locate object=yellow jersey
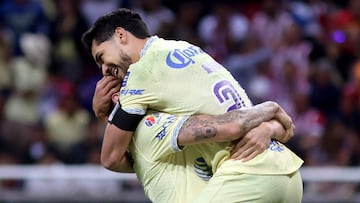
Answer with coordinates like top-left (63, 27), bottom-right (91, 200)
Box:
top-left (121, 36), bottom-right (303, 202)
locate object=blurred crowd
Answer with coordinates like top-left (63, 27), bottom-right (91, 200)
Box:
top-left (1, 0), bottom-right (360, 198)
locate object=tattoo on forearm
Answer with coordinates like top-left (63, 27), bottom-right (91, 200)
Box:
top-left (179, 102), bottom-right (277, 142)
top-left (236, 103), bottom-right (278, 133)
top-left (181, 116), bottom-right (217, 141)
top-left (193, 126), bottom-right (217, 141)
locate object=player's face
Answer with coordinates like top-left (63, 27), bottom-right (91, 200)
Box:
top-left (91, 38), bottom-right (132, 80)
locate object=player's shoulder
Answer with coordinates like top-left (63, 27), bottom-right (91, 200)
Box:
top-left (139, 37), bottom-right (205, 72)
top-left (150, 38), bottom-right (193, 53)
top-left (139, 38), bottom-right (193, 66)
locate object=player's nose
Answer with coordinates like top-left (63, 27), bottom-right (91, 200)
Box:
top-left (101, 64), bottom-right (111, 76)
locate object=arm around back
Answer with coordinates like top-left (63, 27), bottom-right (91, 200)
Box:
top-left (177, 101), bottom-right (286, 146)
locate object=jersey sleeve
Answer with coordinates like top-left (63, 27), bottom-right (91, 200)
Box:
top-left (112, 61), bottom-right (161, 131)
top-left (133, 113), bottom-right (190, 161)
top-left (119, 65), bottom-right (160, 115)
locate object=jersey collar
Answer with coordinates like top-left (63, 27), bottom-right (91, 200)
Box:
top-left (140, 35), bottom-right (159, 58)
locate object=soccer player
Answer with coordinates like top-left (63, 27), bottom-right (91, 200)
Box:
top-left (107, 91), bottom-right (294, 202)
top-left (82, 8), bottom-right (303, 202)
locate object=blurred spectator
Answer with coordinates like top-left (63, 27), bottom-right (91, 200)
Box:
top-left (0, 0), bottom-right (50, 56)
top-left (224, 35), bottom-right (271, 92)
top-left (309, 58), bottom-right (341, 118)
top-left (21, 122), bottom-right (62, 164)
top-left (44, 82), bottom-right (91, 161)
top-left (167, 1), bottom-right (203, 46)
top-left (48, 0), bottom-right (89, 83)
top-left (250, 0), bottom-right (294, 51)
top-left (80, 0), bottom-right (125, 26)
top-left (4, 33), bottom-right (50, 125)
top-left (4, 91), bottom-right (40, 126)
top-left (133, 0), bottom-right (175, 37)
top-left (12, 33), bottom-right (50, 92)
top-left (67, 118), bottom-right (104, 164)
top-left (336, 84), bottom-right (360, 132)
top-left (247, 61), bottom-right (273, 104)
top-left (287, 83), bottom-right (325, 164)
top-left (0, 29), bottom-right (12, 94)
top-left (298, 0), bottom-right (338, 38)
top-left (1, 91), bottom-right (32, 164)
top-left (289, 0), bottom-right (324, 39)
top-left (270, 21), bottom-right (312, 78)
top-left (198, 1), bottom-right (249, 61)
top-left (328, 0), bottom-right (360, 82)
top-left (335, 61), bottom-right (360, 136)
top-left (269, 22), bottom-right (312, 104)
top-left (38, 63), bottom-right (75, 121)
top-left (270, 59), bottom-right (310, 114)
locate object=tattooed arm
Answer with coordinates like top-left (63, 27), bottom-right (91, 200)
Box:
top-left (177, 101), bottom-right (293, 146)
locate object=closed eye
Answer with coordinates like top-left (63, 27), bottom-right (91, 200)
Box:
top-left (95, 53), bottom-right (103, 67)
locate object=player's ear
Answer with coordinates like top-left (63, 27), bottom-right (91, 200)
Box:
top-left (111, 92), bottom-right (119, 104)
top-left (115, 27), bottom-right (127, 44)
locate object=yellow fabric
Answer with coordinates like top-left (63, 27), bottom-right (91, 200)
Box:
top-left (130, 112), bottom-right (209, 203)
top-left (192, 171), bottom-right (303, 203)
top-left (123, 37), bottom-right (303, 202)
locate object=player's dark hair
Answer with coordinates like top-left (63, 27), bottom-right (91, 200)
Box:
top-left (81, 8), bottom-right (150, 53)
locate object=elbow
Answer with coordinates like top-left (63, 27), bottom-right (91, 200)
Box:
top-left (226, 122), bottom-right (244, 141)
top-left (101, 154), bottom-right (117, 171)
top-left (101, 151), bottom-right (131, 173)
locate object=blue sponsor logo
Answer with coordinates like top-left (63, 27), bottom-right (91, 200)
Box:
top-left (269, 140), bottom-right (284, 152)
top-left (156, 129), bottom-right (166, 140)
top-left (155, 115), bottom-right (177, 140)
top-left (194, 157), bottom-right (212, 181)
top-left (166, 45), bottom-right (204, 69)
top-left (120, 89), bottom-right (144, 95)
top-left (121, 72), bottom-right (130, 87)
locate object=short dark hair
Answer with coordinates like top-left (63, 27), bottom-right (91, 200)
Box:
top-left (81, 8), bottom-right (150, 53)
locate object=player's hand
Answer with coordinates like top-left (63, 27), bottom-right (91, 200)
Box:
top-left (278, 123), bottom-right (295, 143)
top-left (274, 105), bottom-right (293, 132)
top-left (93, 76), bottom-right (121, 122)
top-left (230, 122), bottom-right (271, 162)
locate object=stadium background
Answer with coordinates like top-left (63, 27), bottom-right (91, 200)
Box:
top-left (0, 0), bottom-right (360, 202)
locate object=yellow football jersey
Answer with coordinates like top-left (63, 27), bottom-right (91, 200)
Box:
top-left (122, 36), bottom-right (303, 202)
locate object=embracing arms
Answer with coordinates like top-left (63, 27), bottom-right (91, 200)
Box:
top-left (178, 101), bottom-right (292, 145)
top-left (178, 101), bottom-right (294, 161)
top-left (93, 76), bottom-right (294, 172)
